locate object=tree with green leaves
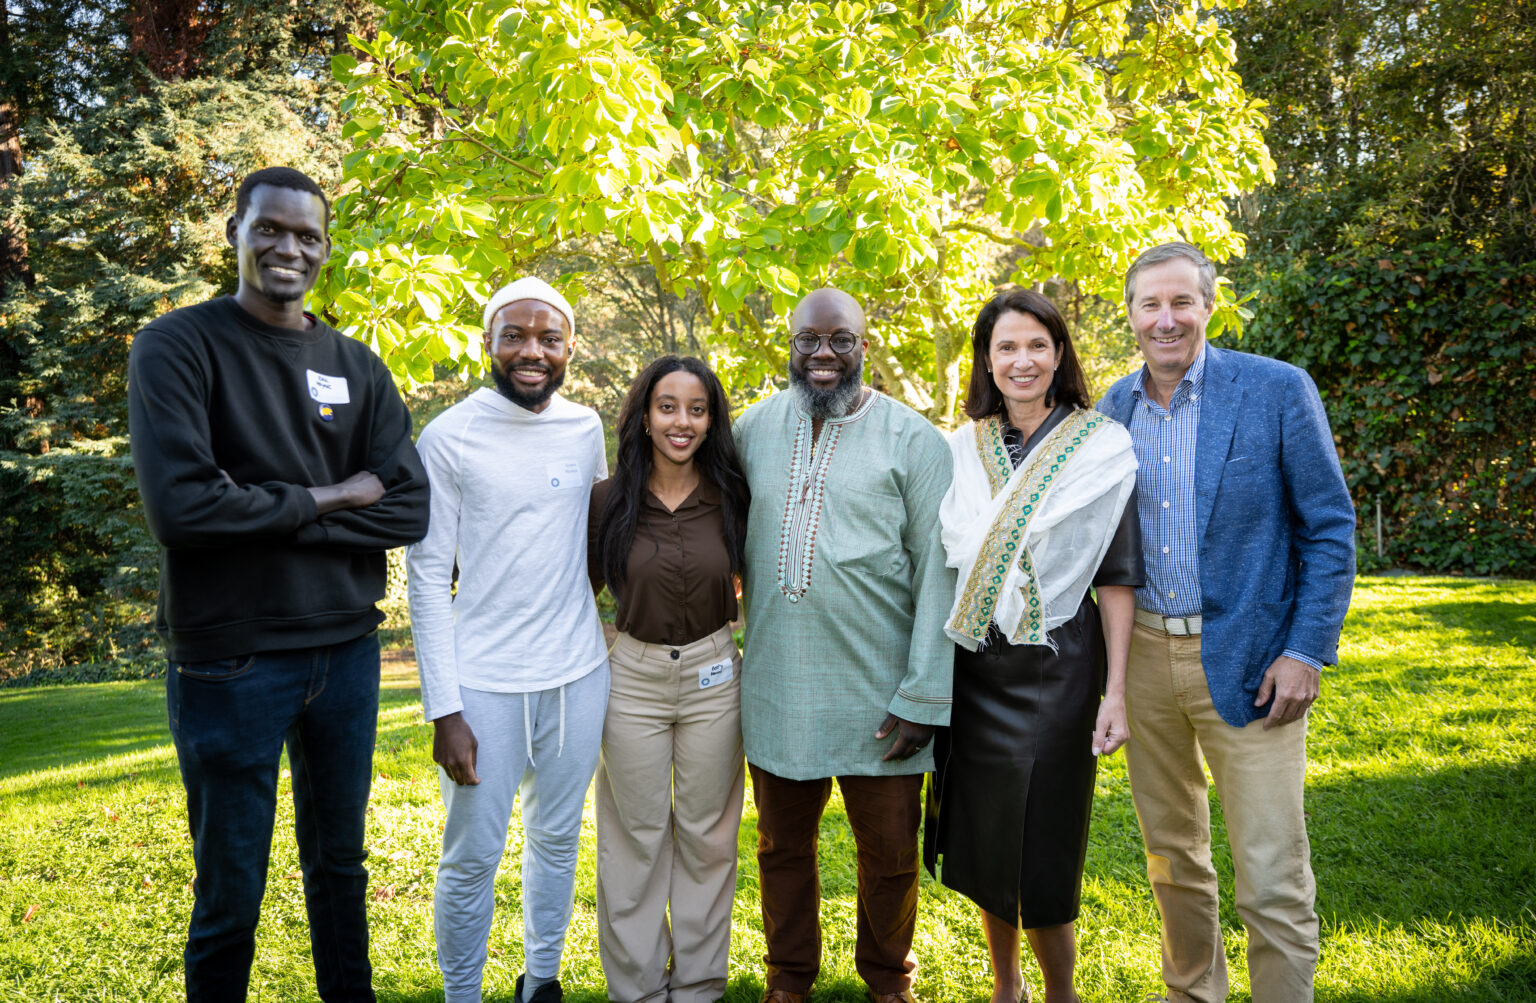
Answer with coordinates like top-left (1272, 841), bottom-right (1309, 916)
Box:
top-left (1220, 0), bottom-right (1536, 574)
top-left (0, 0), bottom-right (378, 682)
top-left (323, 0), bottom-right (1274, 423)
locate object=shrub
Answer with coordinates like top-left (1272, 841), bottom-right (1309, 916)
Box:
top-left (0, 442), bottom-right (162, 686)
top-left (1237, 243), bottom-right (1536, 575)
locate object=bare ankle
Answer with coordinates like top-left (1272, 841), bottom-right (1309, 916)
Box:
top-left (990, 975), bottom-right (1027, 1003)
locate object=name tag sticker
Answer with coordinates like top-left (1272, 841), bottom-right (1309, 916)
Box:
top-left (306, 370), bottom-right (351, 404)
top-left (545, 461), bottom-right (582, 490)
top-left (698, 657), bottom-right (734, 690)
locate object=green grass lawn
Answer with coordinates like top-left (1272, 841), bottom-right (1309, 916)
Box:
top-left (2, 578), bottom-right (1533, 1002)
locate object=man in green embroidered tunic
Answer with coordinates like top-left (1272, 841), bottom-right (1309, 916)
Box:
top-left (734, 288), bottom-right (956, 1003)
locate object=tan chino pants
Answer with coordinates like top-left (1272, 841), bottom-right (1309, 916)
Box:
top-left (1124, 621), bottom-right (1319, 1003)
top-left (595, 626), bottom-right (745, 1003)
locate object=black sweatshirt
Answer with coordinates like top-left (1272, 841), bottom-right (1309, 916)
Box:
top-left (128, 296), bottom-right (430, 661)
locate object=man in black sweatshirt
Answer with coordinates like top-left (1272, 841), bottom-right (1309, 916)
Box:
top-left (128, 166), bottom-right (430, 1003)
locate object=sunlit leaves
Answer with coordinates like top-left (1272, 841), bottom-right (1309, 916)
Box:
top-left (320, 0), bottom-right (1272, 419)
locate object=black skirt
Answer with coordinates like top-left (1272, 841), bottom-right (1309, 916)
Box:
top-left (923, 595), bottom-right (1106, 928)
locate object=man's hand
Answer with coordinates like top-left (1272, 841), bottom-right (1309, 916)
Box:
top-left (433, 712), bottom-right (481, 785)
top-left (876, 714), bottom-right (935, 763)
top-left (1091, 692), bottom-right (1129, 757)
top-left (1256, 654), bottom-right (1321, 729)
top-left (308, 470), bottom-right (385, 515)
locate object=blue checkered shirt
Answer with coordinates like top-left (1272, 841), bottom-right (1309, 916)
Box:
top-left (1127, 347), bottom-right (1322, 671)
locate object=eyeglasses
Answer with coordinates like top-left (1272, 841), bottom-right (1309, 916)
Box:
top-left (792, 332), bottom-right (860, 355)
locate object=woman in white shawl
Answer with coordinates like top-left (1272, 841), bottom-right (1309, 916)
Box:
top-left (923, 289), bottom-right (1141, 1003)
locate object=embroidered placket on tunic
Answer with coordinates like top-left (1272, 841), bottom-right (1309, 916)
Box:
top-left (776, 415), bottom-right (841, 603)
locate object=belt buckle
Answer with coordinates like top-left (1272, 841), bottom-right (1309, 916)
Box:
top-left (1164, 616), bottom-right (1190, 636)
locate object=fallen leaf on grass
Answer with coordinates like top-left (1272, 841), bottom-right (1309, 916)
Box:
top-left (22, 904), bottom-right (40, 923)
top-left (286, 871), bottom-right (302, 880)
top-left (387, 850), bottom-right (410, 862)
top-left (371, 885), bottom-right (396, 902)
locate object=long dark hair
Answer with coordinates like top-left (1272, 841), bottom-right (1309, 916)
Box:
top-left (597, 355), bottom-right (750, 589)
top-left (963, 288), bottom-right (1092, 421)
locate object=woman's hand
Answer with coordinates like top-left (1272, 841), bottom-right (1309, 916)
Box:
top-left (1091, 692), bottom-right (1128, 757)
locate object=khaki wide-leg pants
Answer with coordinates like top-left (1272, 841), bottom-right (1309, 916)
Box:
top-left (596, 626), bottom-right (745, 1003)
top-left (1124, 621), bottom-right (1319, 1003)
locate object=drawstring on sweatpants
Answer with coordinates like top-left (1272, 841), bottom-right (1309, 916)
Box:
top-left (521, 685), bottom-right (568, 767)
top-left (523, 692), bottom-right (534, 766)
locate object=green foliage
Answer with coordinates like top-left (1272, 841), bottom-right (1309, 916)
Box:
top-left (2, 579), bottom-right (1535, 999)
top-left (1237, 244), bottom-right (1536, 575)
top-left (0, 442), bottom-right (161, 686)
top-left (1220, 0), bottom-right (1536, 575)
top-left (1222, 0), bottom-right (1534, 266)
top-left (0, 74), bottom-right (343, 449)
top-left (322, 0), bottom-right (1274, 422)
top-left (0, 0), bottom-right (378, 674)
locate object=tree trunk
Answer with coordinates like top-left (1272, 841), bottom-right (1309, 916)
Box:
top-left (0, 0), bottom-right (33, 298)
top-left (0, 99), bottom-right (29, 297)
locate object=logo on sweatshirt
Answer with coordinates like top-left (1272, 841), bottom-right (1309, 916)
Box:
top-left (317, 403), bottom-right (335, 422)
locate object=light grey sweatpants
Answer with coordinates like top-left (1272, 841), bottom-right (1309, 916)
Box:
top-left (434, 663), bottom-right (610, 1003)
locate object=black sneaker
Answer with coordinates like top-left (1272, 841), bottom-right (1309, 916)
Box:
top-left (515, 973), bottom-right (564, 1003)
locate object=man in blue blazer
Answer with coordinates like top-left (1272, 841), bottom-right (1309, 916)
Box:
top-left (1098, 242), bottom-right (1355, 1003)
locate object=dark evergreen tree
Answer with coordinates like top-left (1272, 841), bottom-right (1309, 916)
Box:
top-left (0, 0), bottom-right (375, 682)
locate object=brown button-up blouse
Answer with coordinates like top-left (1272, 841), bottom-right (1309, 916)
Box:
top-left (587, 477), bottom-right (739, 646)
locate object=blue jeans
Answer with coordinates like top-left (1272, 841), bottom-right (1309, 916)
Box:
top-left (166, 631), bottom-right (380, 1003)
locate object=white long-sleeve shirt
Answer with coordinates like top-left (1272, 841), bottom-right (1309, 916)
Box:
top-left (407, 388), bottom-right (609, 721)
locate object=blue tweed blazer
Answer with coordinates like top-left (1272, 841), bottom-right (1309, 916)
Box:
top-left (1099, 344), bottom-right (1357, 726)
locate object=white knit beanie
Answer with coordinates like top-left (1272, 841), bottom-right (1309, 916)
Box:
top-left (481, 276), bottom-right (575, 335)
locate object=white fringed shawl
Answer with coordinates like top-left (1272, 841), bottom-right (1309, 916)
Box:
top-left (941, 409), bottom-right (1137, 652)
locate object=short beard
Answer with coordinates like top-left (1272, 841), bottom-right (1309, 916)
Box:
top-left (492, 365), bottom-right (564, 411)
top-left (788, 357), bottom-right (863, 421)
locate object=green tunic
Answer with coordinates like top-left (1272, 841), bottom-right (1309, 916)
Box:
top-left (735, 389), bottom-right (956, 779)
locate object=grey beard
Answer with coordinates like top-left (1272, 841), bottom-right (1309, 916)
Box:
top-left (788, 359), bottom-right (863, 421)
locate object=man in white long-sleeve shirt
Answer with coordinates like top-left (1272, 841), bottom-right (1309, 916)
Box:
top-left (407, 277), bottom-right (609, 1003)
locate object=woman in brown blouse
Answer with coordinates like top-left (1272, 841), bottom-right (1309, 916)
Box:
top-left (588, 355), bottom-right (750, 1003)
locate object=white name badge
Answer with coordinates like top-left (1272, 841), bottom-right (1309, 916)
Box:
top-left (306, 370), bottom-right (351, 404)
top-left (545, 461), bottom-right (583, 490)
top-left (698, 657), bottom-right (734, 690)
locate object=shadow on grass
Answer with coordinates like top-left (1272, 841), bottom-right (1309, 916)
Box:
top-left (1344, 596), bottom-right (1536, 652)
top-left (374, 973), bottom-right (840, 1003)
top-left (0, 680), bottom-right (168, 780)
top-left (0, 678), bottom-right (425, 795)
top-left (1321, 956), bottom-right (1536, 1003)
top-left (1309, 757), bottom-right (1536, 929)
top-left (1412, 600), bottom-right (1536, 646)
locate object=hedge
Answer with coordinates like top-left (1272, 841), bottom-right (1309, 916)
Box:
top-left (1237, 242), bottom-right (1536, 575)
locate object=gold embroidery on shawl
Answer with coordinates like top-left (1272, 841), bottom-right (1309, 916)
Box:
top-left (946, 410), bottom-right (1108, 645)
top-left (974, 416), bottom-right (1012, 498)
